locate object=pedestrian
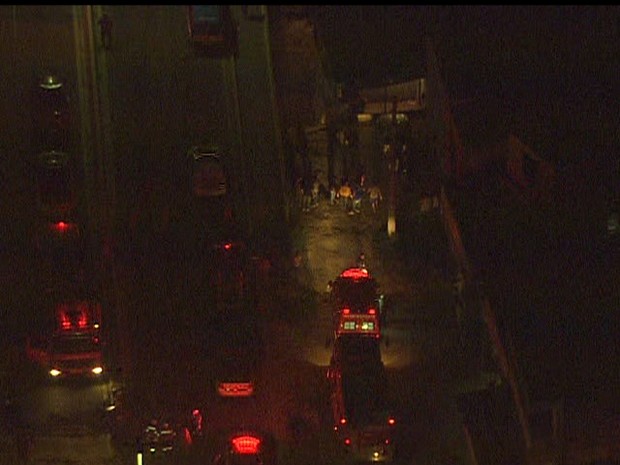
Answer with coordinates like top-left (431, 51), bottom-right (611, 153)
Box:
top-left (352, 184), bottom-right (364, 214)
top-left (302, 175), bottom-right (313, 213)
top-left (338, 181), bottom-right (352, 212)
top-left (98, 13), bottom-right (113, 50)
top-left (453, 270), bottom-right (466, 325)
top-left (294, 177), bottom-right (303, 210)
top-left (368, 184), bottom-right (383, 213)
top-left (311, 175), bottom-right (320, 208)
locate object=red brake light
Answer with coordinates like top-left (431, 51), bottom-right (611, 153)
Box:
top-left (368, 308), bottom-right (376, 315)
top-left (342, 308), bottom-right (351, 315)
top-left (339, 417), bottom-right (347, 425)
top-left (231, 435), bottom-right (261, 454)
top-left (344, 437), bottom-right (351, 446)
top-left (224, 242), bottom-right (232, 251)
top-left (388, 417), bottom-right (395, 425)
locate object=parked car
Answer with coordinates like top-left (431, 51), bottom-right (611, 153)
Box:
top-left (327, 336), bottom-right (396, 462)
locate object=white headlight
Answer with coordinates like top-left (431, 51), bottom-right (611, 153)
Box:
top-left (50, 368), bottom-right (62, 377)
top-left (92, 366), bottom-right (103, 375)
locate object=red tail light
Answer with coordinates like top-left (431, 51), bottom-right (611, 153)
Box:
top-left (231, 435), bottom-right (261, 454)
top-left (344, 437), bottom-right (351, 446)
top-left (385, 438), bottom-right (391, 445)
top-left (388, 417), bottom-right (395, 425)
top-left (342, 308), bottom-right (350, 315)
top-left (339, 417), bottom-right (347, 425)
top-left (368, 308), bottom-right (376, 315)
top-left (224, 242), bottom-right (232, 251)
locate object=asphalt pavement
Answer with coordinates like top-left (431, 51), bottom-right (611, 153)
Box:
top-left (289, 193), bottom-right (477, 465)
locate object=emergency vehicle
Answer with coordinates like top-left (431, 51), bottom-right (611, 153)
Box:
top-left (26, 289), bottom-right (105, 379)
top-left (328, 267), bottom-right (384, 339)
top-left (327, 336), bottom-right (396, 462)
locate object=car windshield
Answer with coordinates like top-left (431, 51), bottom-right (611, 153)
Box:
top-left (51, 335), bottom-right (100, 354)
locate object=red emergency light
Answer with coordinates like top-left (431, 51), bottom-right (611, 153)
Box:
top-left (54, 221), bottom-right (70, 232)
top-left (58, 303), bottom-right (91, 331)
top-left (340, 267), bottom-right (370, 279)
top-left (231, 435), bottom-right (261, 454)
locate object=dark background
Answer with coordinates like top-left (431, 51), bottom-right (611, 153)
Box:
top-left (312, 5), bottom-right (619, 176)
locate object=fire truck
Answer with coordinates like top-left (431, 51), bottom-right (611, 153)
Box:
top-left (26, 286), bottom-right (105, 379)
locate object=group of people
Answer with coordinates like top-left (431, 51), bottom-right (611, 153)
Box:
top-left (332, 177), bottom-right (383, 215)
top-left (295, 172), bottom-right (325, 213)
top-left (295, 171), bottom-right (384, 215)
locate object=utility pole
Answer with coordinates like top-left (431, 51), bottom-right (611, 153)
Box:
top-left (387, 95), bottom-right (398, 238)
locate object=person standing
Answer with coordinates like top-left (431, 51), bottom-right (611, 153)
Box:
top-left (302, 174), bottom-right (313, 213)
top-left (368, 184), bottom-right (383, 213)
top-left (338, 181), bottom-right (352, 213)
top-left (352, 183), bottom-right (364, 214)
top-left (329, 184), bottom-right (337, 206)
top-left (311, 174), bottom-right (320, 208)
